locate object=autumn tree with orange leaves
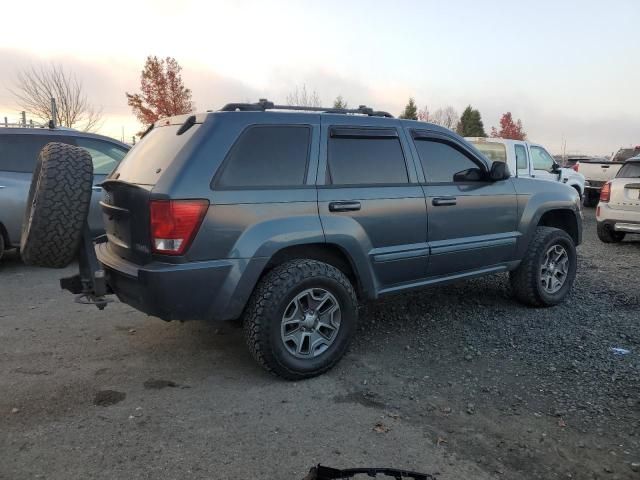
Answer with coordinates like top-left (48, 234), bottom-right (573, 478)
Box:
top-left (126, 56), bottom-right (193, 128)
top-left (491, 112), bottom-right (526, 140)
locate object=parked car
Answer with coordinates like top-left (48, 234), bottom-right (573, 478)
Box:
top-left (466, 137), bottom-right (585, 198)
top-left (596, 156), bottom-right (640, 242)
top-left (576, 147), bottom-right (640, 207)
top-left (20, 100), bottom-right (582, 379)
top-left (0, 126), bottom-right (129, 260)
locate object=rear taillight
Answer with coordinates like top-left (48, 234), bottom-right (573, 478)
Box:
top-left (150, 199), bottom-right (208, 255)
top-left (572, 162), bottom-right (579, 172)
top-left (600, 182), bottom-right (611, 203)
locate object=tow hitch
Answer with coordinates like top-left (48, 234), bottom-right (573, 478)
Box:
top-left (60, 225), bottom-right (112, 310)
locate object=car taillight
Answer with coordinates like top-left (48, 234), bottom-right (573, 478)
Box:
top-left (600, 182), bottom-right (611, 203)
top-left (150, 199), bottom-right (208, 255)
top-left (572, 162), bottom-right (579, 172)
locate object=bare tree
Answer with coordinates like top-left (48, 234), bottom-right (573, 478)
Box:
top-left (430, 106), bottom-right (459, 130)
top-left (286, 84), bottom-right (321, 107)
top-left (11, 64), bottom-right (102, 131)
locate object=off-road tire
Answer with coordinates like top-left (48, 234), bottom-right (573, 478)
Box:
top-left (510, 226), bottom-right (577, 307)
top-left (244, 259), bottom-right (358, 380)
top-left (597, 222), bottom-right (625, 243)
top-left (583, 191), bottom-right (599, 207)
top-left (21, 143), bottom-right (93, 268)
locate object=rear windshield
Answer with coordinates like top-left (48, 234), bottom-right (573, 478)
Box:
top-left (617, 162), bottom-right (640, 178)
top-left (111, 124), bottom-right (200, 185)
top-left (469, 141), bottom-right (507, 163)
top-left (0, 134), bottom-right (74, 172)
top-left (612, 148), bottom-right (640, 163)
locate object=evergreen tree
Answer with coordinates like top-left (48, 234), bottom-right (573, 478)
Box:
top-left (456, 105), bottom-right (486, 137)
top-left (399, 97), bottom-right (418, 120)
top-left (333, 95), bottom-right (348, 109)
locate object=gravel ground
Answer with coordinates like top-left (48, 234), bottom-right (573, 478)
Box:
top-left (1, 207), bottom-right (638, 479)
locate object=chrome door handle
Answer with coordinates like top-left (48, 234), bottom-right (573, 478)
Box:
top-left (432, 197), bottom-right (457, 206)
top-left (0, 185), bottom-right (6, 189)
top-left (92, 186), bottom-right (102, 192)
top-left (329, 201), bottom-right (361, 212)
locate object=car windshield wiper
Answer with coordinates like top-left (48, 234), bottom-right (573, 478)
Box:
top-left (303, 465), bottom-right (434, 480)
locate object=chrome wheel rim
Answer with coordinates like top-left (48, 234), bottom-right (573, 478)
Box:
top-left (280, 288), bottom-right (341, 359)
top-left (540, 244), bottom-right (569, 294)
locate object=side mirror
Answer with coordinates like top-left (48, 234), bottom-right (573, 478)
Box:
top-left (551, 162), bottom-right (562, 174)
top-left (489, 161), bottom-right (511, 181)
top-left (453, 167), bottom-right (484, 182)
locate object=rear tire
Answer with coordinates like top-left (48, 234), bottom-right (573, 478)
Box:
top-left (243, 259), bottom-right (358, 380)
top-left (583, 190), bottom-right (599, 207)
top-left (0, 232), bottom-right (4, 262)
top-left (510, 226), bottom-right (577, 307)
top-left (597, 222), bottom-right (625, 243)
top-left (20, 142), bottom-right (93, 268)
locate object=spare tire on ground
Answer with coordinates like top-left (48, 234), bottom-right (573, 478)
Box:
top-left (21, 142), bottom-right (93, 268)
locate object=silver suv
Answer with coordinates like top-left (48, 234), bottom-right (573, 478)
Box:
top-left (0, 127), bottom-right (129, 260)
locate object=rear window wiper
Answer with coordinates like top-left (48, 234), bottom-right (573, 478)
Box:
top-left (304, 465), bottom-right (434, 480)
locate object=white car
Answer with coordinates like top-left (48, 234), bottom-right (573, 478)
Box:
top-left (466, 137), bottom-right (585, 198)
top-left (596, 156), bottom-right (640, 242)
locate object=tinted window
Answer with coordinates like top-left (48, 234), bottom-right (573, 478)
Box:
top-left (515, 144), bottom-right (528, 170)
top-left (530, 146), bottom-right (555, 171)
top-left (328, 134), bottom-right (407, 185)
top-left (217, 126), bottom-right (310, 187)
top-left (0, 134), bottom-right (73, 173)
top-left (113, 124), bottom-right (201, 185)
top-left (414, 139), bottom-right (480, 183)
top-left (617, 162), bottom-right (640, 178)
top-left (76, 138), bottom-right (127, 175)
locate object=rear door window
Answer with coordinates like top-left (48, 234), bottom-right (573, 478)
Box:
top-left (0, 134), bottom-right (74, 173)
top-left (76, 138), bottom-right (128, 175)
top-left (216, 125), bottom-right (311, 188)
top-left (515, 144), bottom-right (528, 170)
top-left (327, 129), bottom-right (408, 185)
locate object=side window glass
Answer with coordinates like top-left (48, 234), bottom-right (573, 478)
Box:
top-left (530, 146), bottom-right (554, 171)
top-left (217, 126), bottom-right (310, 187)
top-left (75, 138), bottom-right (128, 175)
top-left (515, 144), bottom-right (528, 170)
top-left (414, 139), bottom-right (481, 183)
top-left (327, 132), bottom-right (408, 185)
top-left (0, 135), bottom-right (74, 173)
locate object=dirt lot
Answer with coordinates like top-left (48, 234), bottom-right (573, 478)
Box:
top-left (1, 207), bottom-right (638, 480)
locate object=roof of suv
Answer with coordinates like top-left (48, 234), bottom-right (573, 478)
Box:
top-left (0, 126), bottom-right (129, 148)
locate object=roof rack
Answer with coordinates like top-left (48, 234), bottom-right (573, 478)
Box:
top-left (220, 98), bottom-right (394, 118)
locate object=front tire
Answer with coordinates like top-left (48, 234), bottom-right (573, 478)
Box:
top-left (243, 259), bottom-right (358, 380)
top-left (597, 222), bottom-right (625, 243)
top-left (510, 226), bottom-right (577, 307)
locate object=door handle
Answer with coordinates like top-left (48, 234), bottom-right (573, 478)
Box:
top-left (329, 201), bottom-right (361, 212)
top-left (92, 186), bottom-right (102, 192)
top-left (0, 185), bottom-right (6, 189)
top-left (432, 197), bottom-right (457, 206)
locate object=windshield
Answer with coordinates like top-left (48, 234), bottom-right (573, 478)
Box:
top-left (469, 141), bottom-right (507, 163)
top-left (617, 162), bottom-right (640, 178)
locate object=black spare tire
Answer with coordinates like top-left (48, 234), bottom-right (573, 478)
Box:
top-left (21, 142), bottom-right (93, 268)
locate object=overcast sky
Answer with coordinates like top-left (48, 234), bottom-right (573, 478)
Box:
top-left (1, 0), bottom-right (638, 155)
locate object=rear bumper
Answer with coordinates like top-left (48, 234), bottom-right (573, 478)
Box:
top-left (96, 243), bottom-right (267, 322)
top-left (596, 203), bottom-right (640, 232)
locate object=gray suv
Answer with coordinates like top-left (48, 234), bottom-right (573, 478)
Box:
top-left (0, 127), bottom-right (129, 260)
top-left (21, 101), bottom-right (582, 379)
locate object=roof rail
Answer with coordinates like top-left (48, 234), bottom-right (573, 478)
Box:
top-left (220, 98), bottom-right (394, 118)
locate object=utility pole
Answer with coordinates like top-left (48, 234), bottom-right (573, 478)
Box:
top-left (21, 111), bottom-right (26, 126)
top-left (50, 97), bottom-right (57, 127)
